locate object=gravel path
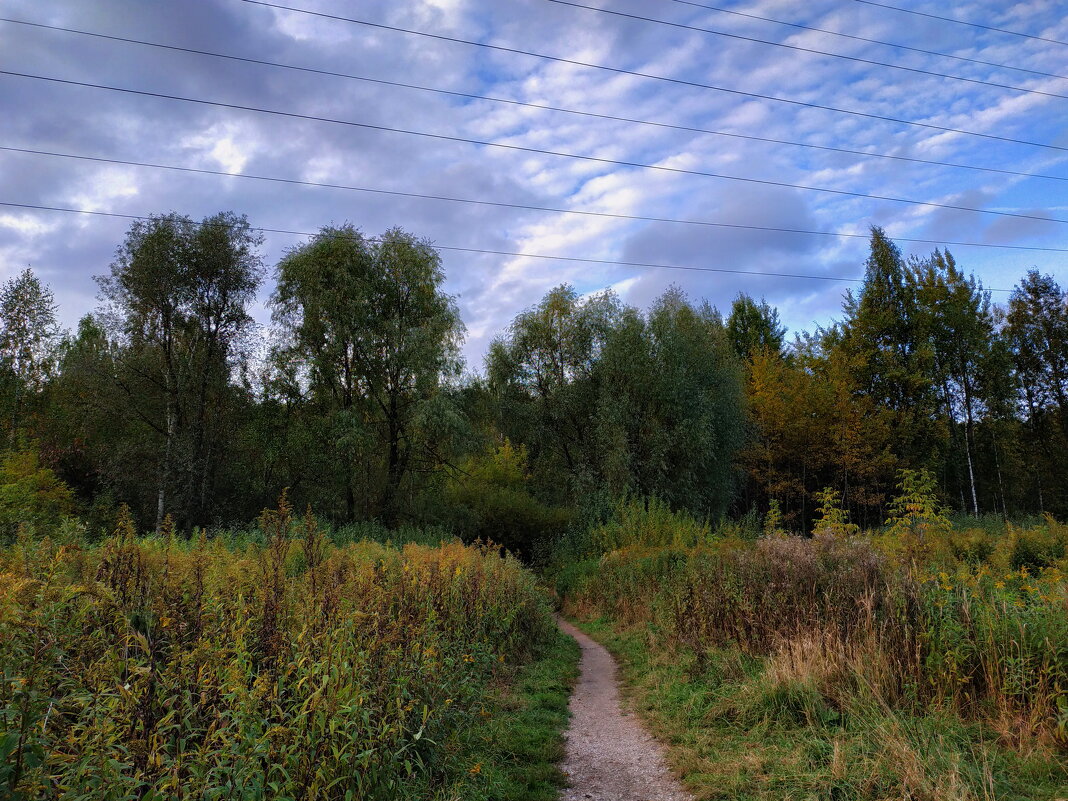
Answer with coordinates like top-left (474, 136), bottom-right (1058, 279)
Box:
top-left (557, 619), bottom-right (693, 801)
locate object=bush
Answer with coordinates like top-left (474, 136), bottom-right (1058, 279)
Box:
top-left (0, 450), bottom-right (75, 542)
top-left (591, 497), bottom-right (711, 551)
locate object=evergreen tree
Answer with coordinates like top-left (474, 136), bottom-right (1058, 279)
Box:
top-left (726, 294), bottom-right (785, 361)
top-left (838, 227), bottom-right (940, 467)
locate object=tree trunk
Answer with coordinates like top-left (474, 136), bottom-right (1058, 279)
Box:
top-left (383, 393), bottom-right (402, 527)
top-left (157, 395), bottom-right (176, 533)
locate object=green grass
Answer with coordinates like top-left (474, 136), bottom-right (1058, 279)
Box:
top-left (474, 628), bottom-right (582, 800)
top-left (572, 618), bottom-right (1068, 801)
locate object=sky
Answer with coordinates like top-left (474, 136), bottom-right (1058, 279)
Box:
top-left (1, 0), bottom-right (1066, 369)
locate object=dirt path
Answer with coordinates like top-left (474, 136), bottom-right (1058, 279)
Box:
top-left (557, 619), bottom-right (693, 801)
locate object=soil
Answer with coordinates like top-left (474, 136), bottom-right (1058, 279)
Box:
top-left (557, 618), bottom-right (693, 801)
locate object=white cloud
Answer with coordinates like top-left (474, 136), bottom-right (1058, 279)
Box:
top-left (0, 0), bottom-right (1064, 371)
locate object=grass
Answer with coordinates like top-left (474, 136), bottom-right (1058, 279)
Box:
top-left (474, 628), bottom-right (581, 800)
top-left (0, 498), bottom-right (569, 800)
top-left (573, 618), bottom-right (1068, 801)
top-left (556, 500), bottom-right (1068, 800)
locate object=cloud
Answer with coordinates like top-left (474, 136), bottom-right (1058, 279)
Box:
top-left (0, 0), bottom-right (1065, 371)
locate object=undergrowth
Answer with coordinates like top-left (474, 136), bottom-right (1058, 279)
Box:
top-left (559, 498), bottom-right (1068, 800)
top-left (0, 498), bottom-right (562, 800)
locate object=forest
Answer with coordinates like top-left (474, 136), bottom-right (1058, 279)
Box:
top-left (0, 211), bottom-right (1065, 544)
top-left (2, 212), bottom-right (1068, 800)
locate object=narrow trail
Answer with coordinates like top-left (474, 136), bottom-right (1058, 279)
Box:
top-left (557, 619), bottom-right (693, 801)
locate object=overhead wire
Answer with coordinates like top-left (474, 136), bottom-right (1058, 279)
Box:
top-left (3, 144), bottom-right (1066, 254)
top-left (544, 0), bottom-right (1068, 101)
top-left (5, 70), bottom-right (1064, 228)
top-left (0, 200), bottom-right (1024, 292)
top-left (8, 16), bottom-right (1068, 184)
top-left (850, 0), bottom-right (1068, 48)
top-left (238, 0), bottom-right (1068, 153)
top-left (5, 16), bottom-right (1065, 184)
top-left (661, 0), bottom-right (1068, 81)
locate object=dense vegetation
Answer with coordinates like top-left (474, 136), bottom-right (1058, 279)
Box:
top-left (0, 497), bottom-right (575, 800)
top-left (558, 494), bottom-right (1068, 799)
top-left (7, 213), bottom-right (1068, 541)
top-left (2, 212), bottom-right (1067, 796)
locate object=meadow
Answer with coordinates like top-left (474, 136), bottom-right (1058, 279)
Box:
top-left (557, 497), bottom-right (1068, 800)
top-left (0, 496), bottom-right (576, 801)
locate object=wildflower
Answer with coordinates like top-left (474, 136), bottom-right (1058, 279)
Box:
top-left (469, 763), bottom-right (482, 775)
top-left (994, 580), bottom-right (1005, 589)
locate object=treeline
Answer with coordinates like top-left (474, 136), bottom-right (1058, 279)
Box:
top-left (1, 213), bottom-right (1065, 543)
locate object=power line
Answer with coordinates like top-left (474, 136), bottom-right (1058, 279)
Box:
top-left (851, 0), bottom-right (1068, 48)
top-left (8, 68), bottom-right (1068, 227)
top-left (4, 17), bottom-right (1063, 184)
top-left (663, 0), bottom-right (1068, 82)
top-left (7, 69), bottom-right (1062, 228)
top-left (240, 0), bottom-right (1068, 153)
top-left (7, 16), bottom-right (1064, 185)
top-left (545, 0), bottom-right (1068, 101)
top-left (5, 143), bottom-right (1066, 254)
top-left (0, 200), bottom-right (1024, 292)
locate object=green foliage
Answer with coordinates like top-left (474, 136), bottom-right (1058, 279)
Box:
top-left (763, 499), bottom-right (785, 537)
top-left (725, 293), bottom-right (785, 361)
top-left (489, 285), bottom-right (745, 521)
top-left (271, 224), bottom-right (465, 524)
top-left (0, 268), bottom-right (59, 444)
top-left (443, 440), bottom-right (572, 557)
top-left (93, 212), bottom-right (264, 529)
top-left (812, 486), bottom-right (859, 537)
top-left (0, 450), bottom-right (75, 541)
top-left (886, 468), bottom-right (952, 543)
top-left (591, 496), bottom-right (712, 552)
top-left (0, 528), bottom-right (557, 799)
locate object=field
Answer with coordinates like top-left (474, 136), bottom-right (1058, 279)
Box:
top-left (0, 499), bottom-right (576, 801)
top-left (557, 501), bottom-right (1068, 800)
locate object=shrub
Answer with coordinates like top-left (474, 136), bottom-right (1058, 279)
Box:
top-left (591, 497), bottom-right (711, 552)
top-left (0, 450), bottom-right (75, 542)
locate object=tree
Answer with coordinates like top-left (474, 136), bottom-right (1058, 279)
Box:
top-left (0, 268), bottom-right (59, 444)
top-left (272, 225), bottom-right (465, 524)
top-left (913, 250), bottom-right (1001, 515)
top-left (96, 212), bottom-right (263, 528)
top-left (742, 339), bottom-right (896, 528)
top-left (726, 294), bottom-right (785, 361)
top-left (1004, 271), bottom-right (1068, 513)
top-left (837, 227), bottom-right (941, 467)
top-left (489, 285), bottom-right (745, 519)
top-left (487, 285), bottom-right (621, 495)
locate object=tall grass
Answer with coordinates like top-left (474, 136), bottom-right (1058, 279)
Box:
top-left (0, 503), bottom-right (555, 800)
top-left (560, 507), bottom-right (1068, 797)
